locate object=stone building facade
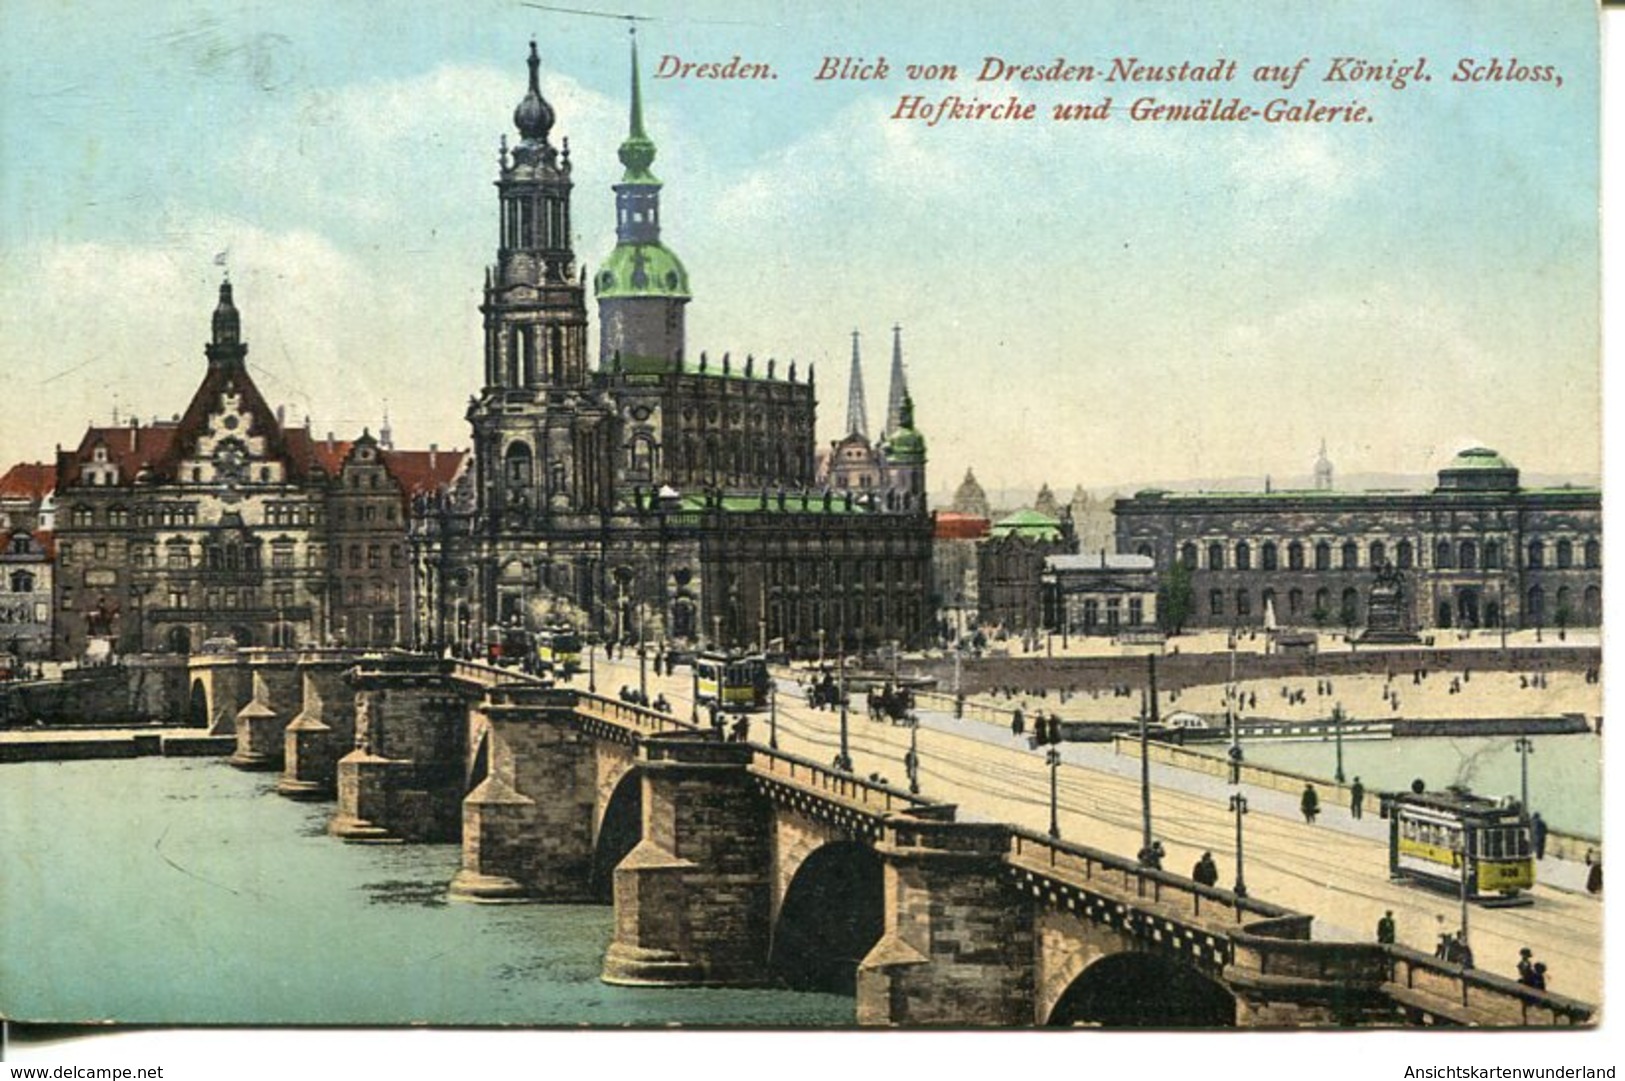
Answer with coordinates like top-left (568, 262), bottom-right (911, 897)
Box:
top-left (0, 463), bottom-right (56, 660)
top-left (49, 285), bottom-right (462, 659)
top-left (1112, 448), bottom-right (1600, 633)
top-left (411, 42), bottom-right (933, 657)
top-left (1041, 552), bottom-right (1158, 636)
top-left (976, 510), bottom-right (1076, 633)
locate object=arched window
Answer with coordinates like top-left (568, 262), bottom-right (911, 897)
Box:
top-left (1369, 541), bottom-right (1386, 569)
top-left (1288, 542), bottom-right (1304, 570)
top-left (1396, 540), bottom-right (1414, 569)
top-left (1557, 539), bottom-right (1574, 569)
top-left (1340, 587), bottom-right (1359, 626)
top-left (1261, 588), bottom-right (1276, 619)
top-left (1556, 586), bottom-right (1572, 624)
top-left (1315, 542), bottom-right (1331, 571)
top-left (1484, 541), bottom-right (1502, 570)
top-left (1180, 542), bottom-right (1198, 570)
top-left (1236, 589), bottom-right (1251, 617)
top-left (504, 442), bottom-right (533, 487)
top-left (9, 570), bottom-right (34, 593)
top-left (1527, 585), bottom-right (1546, 624)
top-left (1209, 589), bottom-right (1224, 617)
top-left (1459, 540), bottom-right (1477, 571)
top-left (1435, 541), bottom-right (1454, 569)
top-left (1208, 542), bottom-right (1224, 571)
top-left (1288, 588), bottom-right (1303, 617)
top-left (1341, 541), bottom-right (1358, 570)
top-left (1235, 542), bottom-right (1251, 571)
top-left (1585, 539), bottom-right (1600, 568)
top-left (1314, 588), bottom-right (1331, 619)
top-left (1527, 540), bottom-right (1545, 569)
top-left (1136, 544), bottom-right (1152, 560)
top-left (1262, 542), bottom-right (1278, 571)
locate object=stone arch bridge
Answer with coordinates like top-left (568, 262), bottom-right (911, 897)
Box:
top-left (183, 648), bottom-right (1592, 1028)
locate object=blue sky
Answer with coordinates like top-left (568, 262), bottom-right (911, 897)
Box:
top-left (0, 0), bottom-right (1600, 495)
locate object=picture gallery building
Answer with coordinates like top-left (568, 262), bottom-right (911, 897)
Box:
top-left (1112, 448), bottom-right (1600, 634)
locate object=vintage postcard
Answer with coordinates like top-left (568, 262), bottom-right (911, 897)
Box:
top-left (0, 0), bottom-right (1608, 1068)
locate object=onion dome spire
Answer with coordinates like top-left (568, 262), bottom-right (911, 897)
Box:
top-left (513, 40), bottom-right (556, 145)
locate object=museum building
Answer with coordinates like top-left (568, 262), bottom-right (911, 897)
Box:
top-left (1112, 447), bottom-right (1600, 633)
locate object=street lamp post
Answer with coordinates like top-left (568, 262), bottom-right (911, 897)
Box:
top-left (769, 681), bottom-right (779, 750)
top-left (1332, 702), bottom-right (1347, 784)
top-left (1227, 639), bottom-right (1243, 784)
top-left (1139, 653), bottom-right (1159, 866)
top-left (907, 715), bottom-right (921, 795)
top-left (1047, 747), bottom-right (1062, 838)
top-left (1514, 735), bottom-right (1535, 811)
top-left (588, 633), bottom-right (597, 693)
top-left (1229, 791), bottom-right (1249, 897)
top-left (835, 647), bottom-right (853, 772)
top-left (1457, 832), bottom-right (1473, 968)
top-left (638, 603), bottom-right (648, 700)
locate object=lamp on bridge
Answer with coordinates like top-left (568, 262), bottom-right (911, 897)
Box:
top-left (1514, 735), bottom-right (1535, 811)
top-left (1229, 791), bottom-right (1249, 898)
top-left (906, 714), bottom-right (921, 796)
top-left (1046, 748), bottom-right (1062, 838)
top-left (769, 680), bottom-right (779, 751)
top-left (834, 633), bottom-right (853, 773)
top-left (1332, 702), bottom-right (1347, 784)
top-left (588, 632), bottom-right (597, 694)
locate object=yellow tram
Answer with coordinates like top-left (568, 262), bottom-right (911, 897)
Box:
top-left (1386, 787), bottom-right (1535, 905)
top-left (535, 625), bottom-right (583, 675)
top-left (694, 651), bottom-right (770, 712)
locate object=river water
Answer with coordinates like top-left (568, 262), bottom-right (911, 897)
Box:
top-left (0, 757), bottom-right (851, 1026)
top-left (1203, 732), bottom-right (1601, 837)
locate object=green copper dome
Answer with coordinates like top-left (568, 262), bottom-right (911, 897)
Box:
top-left (882, 394), bottom-right (926, 463)
top-left (597, 242), bottom-right (690, 299)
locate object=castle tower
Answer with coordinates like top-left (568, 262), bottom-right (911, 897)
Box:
top-left (481, 40), bottom-right (588, 393)
top-left (595, 32), bottom-right (690, 372)
top-left (882, 324), bottom-right (909, 440)
top-left (845, 330), bottom-right (869, 439)
top-left (205, 279), bottom-right (247, 370)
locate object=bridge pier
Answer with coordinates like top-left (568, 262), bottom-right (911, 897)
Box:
top-left (602, 734), bottom-right (772, 987)
top-left (330, 659), bottom-right (469, 844)
top-left (228, 653), bottom-right (301, 771)
top-left (856, 816), bottom-right (1032, 1027)
top-left (276, 653), bottom-right (359, 800)
top-left (450, 686), bottom-right (598, 903)
top-left (191, 654), bottom-right (252, 736)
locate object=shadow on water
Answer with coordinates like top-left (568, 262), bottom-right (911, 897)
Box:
top-left (360, 878), bottom-right (450, 907)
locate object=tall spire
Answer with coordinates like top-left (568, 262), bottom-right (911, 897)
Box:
top-left (845, 330), bottom-right (869, 440)
top-left (884, 323), bottom-right (909, 438)
top-left (1314, 438), bottom-right (1334, 491)
top-left (512, 40), bottom-right (556, 149)
top-left (619, 30), bottom-right (657, 182)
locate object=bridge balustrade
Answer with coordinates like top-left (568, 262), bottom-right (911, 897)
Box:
top-left (748, 745), bottom-right (942, 818)
top-left (1008, 825), bottom-right (1305, 932)
top-left (1382, 945), bottom-right (1593, 1026)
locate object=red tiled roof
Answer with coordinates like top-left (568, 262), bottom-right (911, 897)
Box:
top-left (934, 511), bottom-right (991, 540)
top-left (382, 448), bottom-right (466, 497)
top-left (0, 462), bottom-right (56, 501)
top-left (58, 426), bottom-right (179, 488)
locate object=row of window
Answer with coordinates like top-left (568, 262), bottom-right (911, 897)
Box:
top-left (160, 587), bottom-right (302, 611)
top-left (336, 543), bottom-right (406, 570)
top-left (69, 504), bottom-right (199, 529)
top-left (1173, 536), bottom-right (1600, 573)
top-left (1072, 596), bottom-right (1147, 628)
top-left (6, 571), bottom-right (37, 593)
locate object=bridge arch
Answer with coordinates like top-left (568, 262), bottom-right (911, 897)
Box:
top-left (1045, 951), bottom-right (1236, 1028)
top-left (769, 841), bottom-right (884, 994)
top-left (590, 769), bottom-right (642, 903)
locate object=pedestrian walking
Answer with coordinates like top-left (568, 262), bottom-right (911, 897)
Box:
top-left (1531, 812), bottom-right (1548, 861)
top-left (1193, 851), bottom-right (1219, 888)
top-left (1301, 783), bottom-right (1320, 825)
top-left (1376, 910), bottom-right (1396, 945)
top-left (1517, 948), bottom-right (1535, 985)
top-left (1350, 776), bottom-right (1365, 820)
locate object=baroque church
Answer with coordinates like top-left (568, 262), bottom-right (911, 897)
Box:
top-left (410, 41), bottom-right (933, 655)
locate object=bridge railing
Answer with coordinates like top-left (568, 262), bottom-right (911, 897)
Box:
top-left (575, 695), bottom-right (699, 738)
top-left (1006, 824), bottom-right (1308, 933)
top-left (1382, 945), bottom-right (1594, 1025)
top-left (750, 744), bottom-right (944, 818)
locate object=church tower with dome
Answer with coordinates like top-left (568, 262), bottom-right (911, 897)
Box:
top-left (412, 39), bottom-right (935, 655)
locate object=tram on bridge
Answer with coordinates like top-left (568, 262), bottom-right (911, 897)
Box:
top-left (536, 625), bottom-right (583, 675)
top-left (694, 651), bottom-right (770, 712)
top-left (1386, 787), bottom-right (1535, 905)
top-left (486, 625), bottom-right (533, 668)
